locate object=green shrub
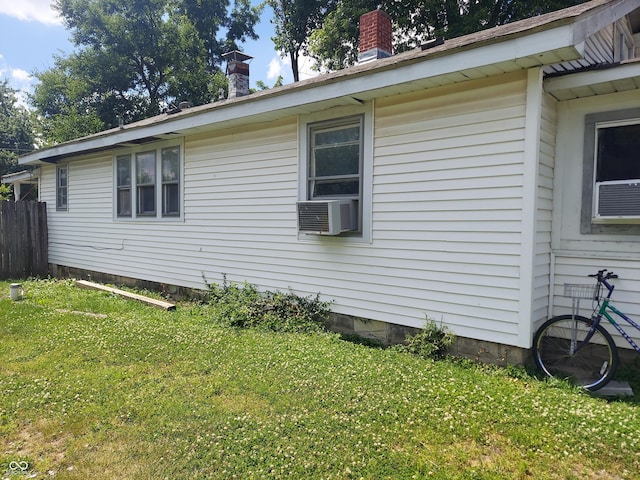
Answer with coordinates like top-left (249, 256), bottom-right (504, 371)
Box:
top-left (0, 184), bottom-right (13, 201)
top-left (394, 316), bottom-right (454, 359)
top-left (206, 275), bottom-right (331, 333)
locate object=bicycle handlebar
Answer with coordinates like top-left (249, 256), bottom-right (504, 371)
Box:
top-left (588, 269), bottom-right (618, 280)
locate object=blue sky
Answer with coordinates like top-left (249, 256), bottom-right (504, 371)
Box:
top-left (0, 0), bottom-right (315, 105)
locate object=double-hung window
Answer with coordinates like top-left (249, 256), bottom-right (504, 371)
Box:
top-left (136, 151), bottom-right (157, 216)
top-left (299, 104), bottom-right (372, 241)
top-left (309, 116), bottom-right (362, 200)
top-left (582, 109), bottom-right (640, 232)
top-left (161, 146), bottom-right (180, 216)
top-left (116, 155), bottom-right (132, 217)
top-left (114, 143), bottom-right (182, 220)
top-left (56, 165), bottom-right (68, 211)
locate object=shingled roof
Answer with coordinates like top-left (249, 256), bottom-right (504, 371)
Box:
top-left (20, 0), bottom-right (640, 166)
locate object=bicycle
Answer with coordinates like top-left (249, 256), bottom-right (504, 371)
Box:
top-left (533, 269), bottom-right (640, 391)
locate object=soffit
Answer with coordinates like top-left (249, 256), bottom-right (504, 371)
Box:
top-left (544, 59), bottom-right (640, 99)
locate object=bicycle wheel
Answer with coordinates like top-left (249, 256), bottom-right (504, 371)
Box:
top-left (533, 314), bottom-right (618, 391)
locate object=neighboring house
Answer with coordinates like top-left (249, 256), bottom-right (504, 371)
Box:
top-left (19, 0), bottom-right (640, 362)
top-left (1, 169), bottom-right (39, 201)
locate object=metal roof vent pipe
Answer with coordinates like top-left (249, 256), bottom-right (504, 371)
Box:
top-left (222, 50), bottom-right (253, 99)
top-left (358, 9), bottom-right (393, 63)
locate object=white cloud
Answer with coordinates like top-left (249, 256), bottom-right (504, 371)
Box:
top-left (0, 58), bottom-right (35, 107)
top-left (9, 69), bottom-right (34, 107)
top-left (0, 0), bottom-right (62, 25)
top-left (269, 53), bottom-right (320, 83)
top-left (11, 68), bottom-right (31, 82)
top-left (267, 57), bottom-right (283, 80)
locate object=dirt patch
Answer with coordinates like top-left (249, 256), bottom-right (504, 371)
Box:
top-left (1, 419), bottom-right (69, 477)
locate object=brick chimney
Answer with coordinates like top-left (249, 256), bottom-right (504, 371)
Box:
top-left (222, 50), bottom-right (253, 99)
top-left (358, 9), bottom-right (392, 63)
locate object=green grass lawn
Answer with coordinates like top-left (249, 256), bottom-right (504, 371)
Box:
top-left (1, 279), bottom-right (639, 479)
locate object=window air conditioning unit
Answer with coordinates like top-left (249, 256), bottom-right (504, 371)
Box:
top-left (595, 180), bottom-right (640, 221)
top-left (297, 199), bottom-right (357, 235)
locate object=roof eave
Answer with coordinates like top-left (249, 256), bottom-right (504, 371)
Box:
top-left (20, 0), bottom-right (635, 166)
top-left (545, 59), bottom-right (640, 99)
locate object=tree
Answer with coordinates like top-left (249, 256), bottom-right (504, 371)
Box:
top-left (308, 0), bottom-right (375, 71)
top-left (255, 76), bottom-right (284, 91)
top-left (31, 54), bottom-right (111, 144)
top-left (33, 0), bottom-right (261, 144)
top-left (0, 80), bottom-right (35, 177)
top-left (0, 183), bottom-right (12, 201)
top-left (308, 0), bottom-right (586, 72)
top-left (177, 0), bottom-right (261, 71)
top-left (266, 0), bottom-right (332, 82)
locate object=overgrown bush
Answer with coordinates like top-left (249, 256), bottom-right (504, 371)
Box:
top-left (206, 275), bottom-right (331, 333)
top-left (393, 317), bottom-right (455, 359)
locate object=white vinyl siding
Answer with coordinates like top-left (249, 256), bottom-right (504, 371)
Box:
top-left (372, 71), bottom-right (529, 346)
top-left (585, 24), bottom-right (615, 65)
top-left (41, 155), bottom-right (116, 272)
top-left (43, 71), bottom-right (540, 348)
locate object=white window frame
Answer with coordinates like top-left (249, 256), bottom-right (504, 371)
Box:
top-left (298, 102), bottom-right (373, 243)
top-left (56, 164), bottom-right (68, 211)
top-left (113, 140), bottom-right (184, 222)
top-left (309, 115), bottom-right (363, 201)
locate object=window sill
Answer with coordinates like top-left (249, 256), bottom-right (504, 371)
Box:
top-left (114, 216), bottom-right (184, 223)
top-left (592, 217), bottom-right (640, 225)
top-left (297, 232), bottom-right (371, 244)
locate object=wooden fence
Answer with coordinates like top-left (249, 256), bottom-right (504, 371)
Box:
top-left (0, 200), bottom-right (48, 279)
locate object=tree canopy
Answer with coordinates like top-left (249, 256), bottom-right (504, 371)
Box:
top-left (301, 0), bottom-right (586, 74)
top-left (1, 80), bottom-right (35, 178)
top-left (32, 0), bottom-right (262, 144)
top-left (266, 0), bottom-right (332, 82)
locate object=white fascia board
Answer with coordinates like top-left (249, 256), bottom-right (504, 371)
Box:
top-left (1, 169), bottom-right (38, 182)
top-left (20, 22), bottom-right (583, 166)
top-left (545, 61), bottom-right (640, 93)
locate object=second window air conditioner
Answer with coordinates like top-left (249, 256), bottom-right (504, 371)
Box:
top-left (594, 180), bottom-right (640, 221)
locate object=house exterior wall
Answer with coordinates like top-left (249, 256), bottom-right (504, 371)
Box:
top-left (552, 88), bottom-right (640, 349)
top-left (41, 70), bottom-right (542, 349)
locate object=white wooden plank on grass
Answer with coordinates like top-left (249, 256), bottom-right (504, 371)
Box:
top-left (75, 280), bottom-right (176, 310)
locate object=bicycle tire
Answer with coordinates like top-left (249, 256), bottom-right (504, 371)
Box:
top-left (533, 314), bottom-right (619, 391)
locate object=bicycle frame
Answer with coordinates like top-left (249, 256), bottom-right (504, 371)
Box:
top-left (597, 299), bottom-right (640, 353)
top-left (589, 276), bottom-right (640, 353)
